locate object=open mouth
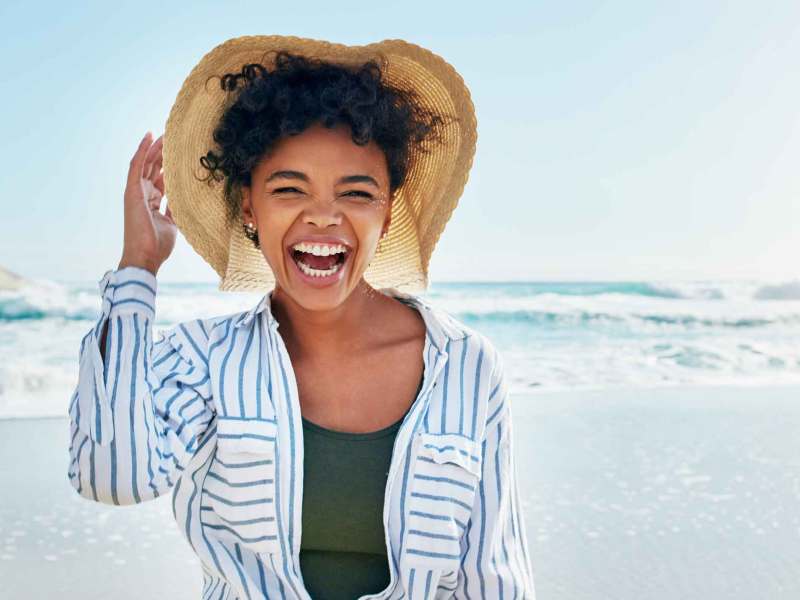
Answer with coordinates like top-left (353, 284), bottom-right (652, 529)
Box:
top-left (288, 245), bottom-right (350, 279)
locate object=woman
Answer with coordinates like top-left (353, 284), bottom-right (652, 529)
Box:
top-left (67, 36), bottom-right (535, 599)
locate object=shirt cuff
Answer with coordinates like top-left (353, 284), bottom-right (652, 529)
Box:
top-left (98, 265), bottom-right (157, 320)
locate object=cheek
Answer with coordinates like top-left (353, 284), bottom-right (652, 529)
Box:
top-left (348, 201), bottom-right (389, 235)
top-left (256, 207), bottom-right (295, 261)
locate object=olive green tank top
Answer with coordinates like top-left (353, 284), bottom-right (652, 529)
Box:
top-left (299, 375), bottom-right (423, 599)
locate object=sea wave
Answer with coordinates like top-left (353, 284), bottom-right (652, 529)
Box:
top-left (1, 277), bottom-right (799, 419)
top-left (754, 280), bottom-right (800, 300)
top-left (456, 309), bottom-right (800, 329)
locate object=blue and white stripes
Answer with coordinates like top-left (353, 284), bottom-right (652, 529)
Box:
top-left (68, 267), bottom-right (215, 505)
top-left (67, 265), bottom-right (536, 599)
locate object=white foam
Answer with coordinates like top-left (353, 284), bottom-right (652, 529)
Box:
top-left (2, 277), bottom-right (800, 418)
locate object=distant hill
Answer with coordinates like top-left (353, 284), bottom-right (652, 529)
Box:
top-left (0, 265), bottom-right (25, 291)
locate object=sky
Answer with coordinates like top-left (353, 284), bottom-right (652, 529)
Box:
top-left (1, 1), bottom-right (798, 284)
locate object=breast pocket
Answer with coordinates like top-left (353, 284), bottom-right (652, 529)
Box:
top-left (200, 416), bottom-right (281, 555)
top-left (403, 431), bottom-right (483, 571)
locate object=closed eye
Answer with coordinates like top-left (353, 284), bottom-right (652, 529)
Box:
top-left (271, 188), bottom-right (373, 200)
top-left (343, 190), bottom-right (374, 199)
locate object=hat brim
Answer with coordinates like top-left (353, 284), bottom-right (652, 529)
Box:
top-left (163, 35), bottom-right (477, 292)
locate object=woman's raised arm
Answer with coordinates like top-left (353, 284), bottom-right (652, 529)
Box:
top-left (67, 132), bottom-right (214, 505)
top-left (67, 267), bottom-right (215, 505)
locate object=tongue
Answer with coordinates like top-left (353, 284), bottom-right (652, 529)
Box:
top-left (298, 252), bottom-right (338, 270)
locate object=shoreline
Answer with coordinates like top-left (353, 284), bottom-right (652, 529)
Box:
top-left (4, 381), bottom-right (800, 423)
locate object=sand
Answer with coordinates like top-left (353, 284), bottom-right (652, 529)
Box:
top-left (1, 384), bottom-right (799, 599)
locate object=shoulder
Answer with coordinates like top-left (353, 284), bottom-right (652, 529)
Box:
top-left (444, 309), bottom-right (512, 427)
top-left (426, 302), bottom-right (503, 381)
top-left (393, 289), bottom-right (494, 352)
top-left (420, 302), bottom-right (508, 433)
top-left (449, 320), bottom-right (512, 441)
top-left (154, 310), bottom-right (243, 369)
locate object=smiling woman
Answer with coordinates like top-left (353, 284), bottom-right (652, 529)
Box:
top-left (67, 35), bottom-right (535, 600)
top-left (240, 122), bottom-right (393, 304)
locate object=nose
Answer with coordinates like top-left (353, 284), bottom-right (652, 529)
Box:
top-left (302, 195), bottom-right (343, 228)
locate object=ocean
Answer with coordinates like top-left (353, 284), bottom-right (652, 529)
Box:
top-left (1, 277), bottom-right (799, 419)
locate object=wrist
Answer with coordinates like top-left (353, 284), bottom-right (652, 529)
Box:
top-left (118, 254), bottom-right (160, 276)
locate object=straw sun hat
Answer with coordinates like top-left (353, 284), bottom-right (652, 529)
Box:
top-left (162, 35), bottom-right (477, 293)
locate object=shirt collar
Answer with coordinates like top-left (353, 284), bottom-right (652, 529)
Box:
top-left (233, 293), bottom-right (273, 330)
top-left (233, 286), bottom-right (469, 349)
top-left (379, 286), bottom-right (470, 351)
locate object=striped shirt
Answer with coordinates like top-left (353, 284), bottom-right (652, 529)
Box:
top-left (67, 265), bottom-right (536, 599)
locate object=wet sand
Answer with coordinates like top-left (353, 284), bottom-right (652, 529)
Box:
top-left (1, 384), bottom-right (799, 599)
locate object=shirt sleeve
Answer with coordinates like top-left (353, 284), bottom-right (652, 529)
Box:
top-left (454, 350), bottom-right (537, 598)
top-left (67, 265), bottom-right (215, 505)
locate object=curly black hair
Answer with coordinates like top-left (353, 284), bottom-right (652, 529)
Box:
top-left (197, 50), bottom-right (455, 225)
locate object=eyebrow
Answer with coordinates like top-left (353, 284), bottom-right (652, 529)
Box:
top-left (265, 170), bottom-right (379, 188)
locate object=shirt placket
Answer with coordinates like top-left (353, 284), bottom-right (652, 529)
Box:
top-left (359, 330), bottom-right (450, 600)
top-left (263, 294), bottom-right (451, 600)
top-left (260, 313), bottom-right (313, 600)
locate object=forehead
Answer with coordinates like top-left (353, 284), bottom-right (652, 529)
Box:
top-left (255, 122), bottom-right (388, 181)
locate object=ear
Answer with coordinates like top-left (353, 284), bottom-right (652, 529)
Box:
top-left (382, 194), bottom-right (393, 237)
top-left (240, 185), bottom-right (254, 223)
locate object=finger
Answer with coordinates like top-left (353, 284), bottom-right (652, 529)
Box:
top-left (142, 177), bottom-right (161, 207)
top-left (126, 132), bottom-right (153, 189)
top-left (146, 154), bottom-right (163, 185)
top-left (142, 135), bottom-right (163, 181)
top-left (153, 170), bottom-right (165, 196)
top-left (150, 149), bottom-right (163, 182)
top-left (148, 189), bottom-right (162, 211)
top-left (143, 135), bottom-right (164, 181)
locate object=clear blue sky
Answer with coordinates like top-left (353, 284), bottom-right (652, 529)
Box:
top-left (2, 1), bottom-right (798, 283)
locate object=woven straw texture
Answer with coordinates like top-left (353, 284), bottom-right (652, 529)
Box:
top-left (162, 35), bottom-right (477, 293)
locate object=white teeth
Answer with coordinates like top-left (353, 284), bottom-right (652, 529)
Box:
top-left (291, 242), bottom-right (347, 256)
top-left (296, 257), bottom-right (343, 278)
top-left (290, 241), bottom-right (349, 279)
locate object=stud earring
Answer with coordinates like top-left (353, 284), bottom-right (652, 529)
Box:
top-left (243, 221), bottom-right (260, 248)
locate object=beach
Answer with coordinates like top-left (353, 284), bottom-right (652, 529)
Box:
top-left (2, 384), bottom-right (799, 599)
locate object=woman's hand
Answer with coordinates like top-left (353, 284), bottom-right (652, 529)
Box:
top-left (118, 132), bottom-right (177, 276)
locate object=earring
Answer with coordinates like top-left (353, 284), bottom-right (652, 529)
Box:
top-left (243, 221), bottom-right (260, 248)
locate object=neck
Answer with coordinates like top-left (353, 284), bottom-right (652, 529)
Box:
top-left (269, 278), bottom-right (385, 359)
